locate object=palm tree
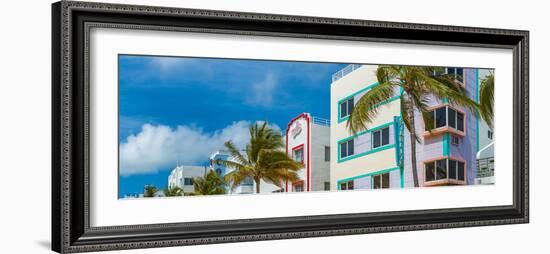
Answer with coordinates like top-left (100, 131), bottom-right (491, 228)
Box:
top-left (143, 184), bottom-right (158, 197)
top-left (479, 71), bottom-right (494, 128)
top-left (218, 122), bottom-right (303, 193)
top-left (347, 66), bottom-right (478, 187)
top-left (191, 170), bottom-right (227, 195)
top-left (163, 186), bottom-right (184, 197)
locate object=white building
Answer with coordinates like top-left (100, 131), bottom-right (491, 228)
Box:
top-left (167, 165), bottom-right (208, 194)
top-left (284, 113), bottom-right (331, 192)
top-left (210, 150), bottom-right (254, 194)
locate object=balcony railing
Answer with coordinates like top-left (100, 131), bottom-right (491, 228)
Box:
top-left (312, 116), bottom-right (330, 127)
top-left (477, 157), bottom-right (494, 178)
top-left (332, 64), bottom-right (362, 82)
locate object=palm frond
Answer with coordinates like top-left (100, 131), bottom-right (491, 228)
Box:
top-left (347, 81), bottom-right (396, 134)
top-left (479, 72), bottom-right (494, 127)
top-left (223, 141), bottom-right (248, 165)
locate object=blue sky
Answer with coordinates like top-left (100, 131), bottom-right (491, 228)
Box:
top-left (118, 55), bottom-right (345, 197)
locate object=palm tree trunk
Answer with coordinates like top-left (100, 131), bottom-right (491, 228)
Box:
top-left (407, 96), bottom-right (420, 187)
top-left (255, 178), bottom-right (261, 194)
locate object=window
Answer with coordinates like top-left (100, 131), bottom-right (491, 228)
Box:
top-left (372, 127), bottom-right (390, 148)
top-left (339, 98), bottom-right (354, 119)
top-left (424, 158), bottom-right (466, 183)
top-left (293, 148), bottom-right (304, 164)
top-left (293, 183), bottom-right (304, 192)
top-left (340, 180), bottom-right (354, 190)
top-left (324, 182), bottom-right (331, 191)
top-left (373, 173), bottom-right (390, 189)
top-left (324, 146), bottom-right (330, 162)
top-left (340, 139), bottom-right (354, 158)
top-left (427, 106), bottom-right (465, 132)
top-left (242, 177), bottom-right (253, 185)
top-left (435, 107), bottom-right (447, 128)
top-left (488, 130), bottom-right (493, 139)
top-left (184, 177), bottom-right (194, 186)
top-left (447, 67), bottom-right (464, 83)
top-left (215, 169), bottom-right (222, 176)
top-left (451, 135), bottom-right (460, 145)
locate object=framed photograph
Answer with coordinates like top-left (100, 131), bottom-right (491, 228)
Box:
top-left (51, 1), bottom-right (529, 253)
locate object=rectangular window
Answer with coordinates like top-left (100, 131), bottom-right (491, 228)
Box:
top-left (448, 108), bottom-right (456, 128)
top-left (324, 182), bottom-right (330, 191)
top-left (425, 161), bottom-right (435, 182)
top-left (340, 139), bottom-right (354, 158)
top-left (457, 161), bottom-right (465, 181)
top-left (427, 106), bottom-right (465, 133)
top-left (339, 181), bottom-right (353, 190)
top-left (339, 98), bottom-right (354, 119)
top-left (372, 127), bottom-right (390, 148)
top-left (425, 158), bottom-right (466, 183)
top-left (449, 160), bottom-right (457, 179)
top-left (373, 173), bottom-right (390, 189)
top-left (293, 183), bottom-right (304, 192)
top-left (451, 135), bottom-right (460, 145)
top-left (184, 178), bottom-right (194, 186)
top-left (435, 107), bottom-right (447, 128)
top-left (447, 67), bottom-right (464, 83)
top-left (324, 146), bottom-right (330, 162)
top-left (293, 148), bottom-right (304, 164)
top-left (488, 130), bottom-right (493, 139)
top-left (456, 111), bottom-right (464, 132)
top-left (436, 159), bottom-right (447, 180)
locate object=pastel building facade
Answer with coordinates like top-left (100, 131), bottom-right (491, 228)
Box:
top-left (210, 150), bottom-right (283, 194)
top-left (284, 113), bottom-right (331, 192)
top-left (168, 165), bottom-right (208, 193)
top-left (330, 64), bottom-right (487, 191)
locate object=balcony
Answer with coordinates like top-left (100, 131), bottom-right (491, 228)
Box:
top-left (332, 64), bottom-right (362, 82)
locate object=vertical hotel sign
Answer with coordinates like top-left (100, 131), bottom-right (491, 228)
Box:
top-left (291, 121), bottom-right (302, 139)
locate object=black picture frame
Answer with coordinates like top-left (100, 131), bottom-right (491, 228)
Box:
top-left (51, 1), bottom-right (529, 253)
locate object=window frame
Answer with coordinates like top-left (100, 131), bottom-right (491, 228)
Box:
top-left (426, 105), bottom-right (466, 134)
top-left (372, 172), bottom-right (391, 189)
top-left (372, 127), bottom-right (390, 149)
top-left (339, 139), bottom-right (354, 159)
top-left (339, 97), bottom-right (354, 120)
top-left (423, 157), bottom-right (467, 185)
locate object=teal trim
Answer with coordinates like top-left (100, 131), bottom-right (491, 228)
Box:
top-left (336, 81), bottom-right (401, 123)
top-left (337, 121), bottom-right (397, 163)
top-left (442, 133), bottom-right (450, 156)
top-left (393, 119), bottom-right (400, 165)
top-left (475, 69), bottom-right (480, 152)
top-left (338, 144), bottom-right (395, 163)
top-left (336, 167), bottom-right (401, 185)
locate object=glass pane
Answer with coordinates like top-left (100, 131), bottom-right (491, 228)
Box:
top-left (340, 142), bottom-right (347, 158)
top-left (458, 161), bottom-right (465, 181)
top-left (382, 127), bottom-right (390, 146)
top-left (340, 101), bottom-right (347, 117)
top-left (435, 107), bottom-right (447, 128)
top-left (436, 159), bottom-right (447, 180)
top-left (348, 140), bottom-right (354, 156)
top-left (457, 112), bottom-right (464, 132)
top-left (340, 183), bottom-right (347, 190)
top-left (347, 98), bottom-right (354, 116)
top-left (448, 108), bottom-right (456, 129)
top-left (425, 162), bottom-right (435, 182)
top-left (382, 173), bottom-right (390, 188)
top-left (449, 160), bottom-right (457, 179)
top-left (348, 181), bottom-right (354, 190)
top-left (457, 68), bottom-right (464, 82)
top-left (324, 146), bottom-right (330, 162)
top-left (447, 67), bottom-right (456, 75)
top-left (373, 131), bottom-right (381, 148)
top-left (373, 176), bottom-right (380, 189)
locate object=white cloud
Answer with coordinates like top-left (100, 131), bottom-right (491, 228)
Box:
top-left (245, 72), bottom-right (278, 107)
top-left (119, 121), bottom-right (280, 176)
